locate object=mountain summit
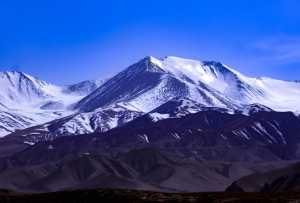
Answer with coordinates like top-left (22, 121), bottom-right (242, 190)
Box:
top-left (0, 71), bottom-right (57, 104)
top-left (73, 56), bottom-right (238, 112)
top-left (73, 56), bottom-right (300, 113)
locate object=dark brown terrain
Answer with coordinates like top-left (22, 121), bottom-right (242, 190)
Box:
top-left (2, 188), bottom-right (300, 202)
top-left (1, 105), bottom-right (300, 197)
top-left (0, 110), bottom-right (299, 193)
top-left (227, 161), bottom-right (300, 192)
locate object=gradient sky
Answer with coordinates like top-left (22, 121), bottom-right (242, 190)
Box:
top-left (1, 0), bottom-right (300, 85)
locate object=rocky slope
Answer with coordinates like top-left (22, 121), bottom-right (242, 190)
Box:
top-left (0, 110), bottom-right (299, 192)
top-left (226, 161), bottom-right (300, 192)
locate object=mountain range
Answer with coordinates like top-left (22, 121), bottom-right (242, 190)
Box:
top-left (1, 56), bottom-right (300, 137)
top-left (1, 55), bottom-right (300, 193)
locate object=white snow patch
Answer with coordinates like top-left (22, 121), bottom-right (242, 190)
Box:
top-left (138, 134), bottom-right (149, 143)
top-left (268, 121), bottom-right (286, 145)
top-left (172, 133), bottom-right (180, 139)
top-left (220, 134), bottom-right (227, 140)
top-left (23, 141), bottom-right (35, 145)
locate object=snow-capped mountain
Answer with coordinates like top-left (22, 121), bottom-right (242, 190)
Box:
top-left (2, 55), bottom-right (300, 138)
top-left (0, 71), bottom-right (61, 105)
top-left (73, 56), bottom-right (300, 114)
top-left (73, 56), bottom-right (238, 112)
top-left (0, 71), bottom-right (117, 136)
top-left (0, 71), bottom-right (117, 106)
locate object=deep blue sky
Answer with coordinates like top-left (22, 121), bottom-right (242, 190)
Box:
top-left (1, 0), bottom-right (300, 84)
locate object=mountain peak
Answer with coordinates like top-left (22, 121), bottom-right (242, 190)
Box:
top-left (0, 71), bottom-right (40, 83)
top-left (1, 70), bottom-right (22, 74)
top-left (64, 72), bottom-right (119, 96)
top-left (138, 55), bottom-right (157, 63)
top-left (140, 55), bottom-right (155, 61)
top-left (1, 70), bottom-right (22, 76)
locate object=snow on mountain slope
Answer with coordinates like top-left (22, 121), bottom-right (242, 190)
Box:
top-left (159, 57), bottom-right (300, 112)
top-left (2, 55), bottom-right (300, 138)
top-left (52, 103), bottom-right (143, 135)
top-left (147, 97), bottom-right (234, 122)
top-left (158, 57), bottom-right (273, 103)
top-left (63, 72), bottom-right (119, 96)
top-left (253, 78), bottom-right (300, 113)
top-left (0, 71), bottom-right (116, 107)
top-left (0, 71), bottom-right (62, 105)
top-left (0, 71), bottom-right (116, 137)
top-left (9, 98), bottom-right (236, 139)
top-left (0, 103), bottom-right (9, 111)
top-left (0, 110), bottom-right (37, 137)
top-left (74, 56), bottom-right (300, 113)
top-left (0, 71), bottom-right (83, 111)
top-left (73, 56), bottom-right (238, 112)
top-left (15, 99), bottom-right (279, 140)
top-left (150, 96), bottom-right (233, 114)
top-left (121, 97), bottom-right (234, 128)
top-left (15, 102), bottom-right (144, 138)
top-left (40, 101), bottom-right (65, 110)
top-left (235, 104), bottom-right (274, 116)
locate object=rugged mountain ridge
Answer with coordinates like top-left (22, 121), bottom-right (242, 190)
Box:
top-left (0, 71), bottom-right (117, 136)
top-left (73, 56), bottom-right (238, 112)
top-left (0, 71), bottom-right (117, 106)
top-left (73, 56), bottom-right (300, 114)
top-left (0, 71), bottom-right (58, 104)
top-left (63, 72), bottom-right (119, 96)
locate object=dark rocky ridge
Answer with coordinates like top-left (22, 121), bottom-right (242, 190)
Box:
top-left (0, 110), bottom-right (299, 192)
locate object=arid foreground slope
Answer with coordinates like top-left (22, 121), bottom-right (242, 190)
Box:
top-left (1, 189), bottom-right (300, 203)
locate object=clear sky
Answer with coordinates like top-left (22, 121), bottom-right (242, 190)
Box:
top-left (1, 0), bottom-right (300, 84)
